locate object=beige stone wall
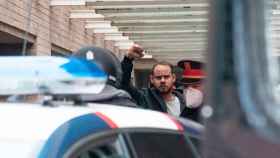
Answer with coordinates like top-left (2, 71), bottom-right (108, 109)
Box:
top-left (50, 5), bottom-right (94, 54)
top-left (0, 0), bottom-right (50, 55)
top-left (0, 0), bottom-right (120, 56)
top-left (0, 0), bottom-right (37, 35)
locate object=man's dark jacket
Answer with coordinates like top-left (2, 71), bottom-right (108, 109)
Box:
top-left (121, 57), bottom-right (191, 118)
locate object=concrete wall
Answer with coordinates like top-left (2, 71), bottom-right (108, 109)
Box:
top-left (0, 0), bottom-right (121, 56)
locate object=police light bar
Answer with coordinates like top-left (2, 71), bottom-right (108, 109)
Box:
top-left (0, 56), bottom-right (107, 95)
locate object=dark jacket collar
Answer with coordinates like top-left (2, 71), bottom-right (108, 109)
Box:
top-left (149, 88), bottom-right (186, 113)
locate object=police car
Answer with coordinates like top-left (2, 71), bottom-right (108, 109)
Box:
top-left (0, 56), bottom-right (203, 158)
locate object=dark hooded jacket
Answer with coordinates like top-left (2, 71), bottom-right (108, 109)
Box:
top-left (121, 56), bottom-right (189, 118)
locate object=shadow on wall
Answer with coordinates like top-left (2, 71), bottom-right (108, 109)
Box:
top-left (0, 43), bottom-right (33, 56)
top-left (134, 69), bottom-right (151, 88)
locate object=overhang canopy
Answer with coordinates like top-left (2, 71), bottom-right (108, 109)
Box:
top-left (51, 0), bottom-right (209, 64)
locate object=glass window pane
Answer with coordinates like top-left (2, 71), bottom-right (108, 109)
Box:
top-left (70, 134), bottom-right (130, 158)
top-left (128, 132), bottom-right (195, 158)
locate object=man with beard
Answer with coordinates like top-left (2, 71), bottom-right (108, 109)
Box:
top-left (121, 44), bottom-right (187, 118)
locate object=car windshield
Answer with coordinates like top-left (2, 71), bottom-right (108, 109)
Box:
top-left (0, 56), bottom-right (107, 102)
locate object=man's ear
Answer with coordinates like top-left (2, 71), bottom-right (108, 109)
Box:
top-left (150, 74), bottom-right (154, 84)
top-left (172, 73), bottom-right (176, 82)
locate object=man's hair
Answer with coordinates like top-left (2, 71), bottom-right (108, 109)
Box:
top-left (151, 61), bottom-right (174, 75)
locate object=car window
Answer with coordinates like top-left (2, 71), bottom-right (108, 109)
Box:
top-left (66, 133), bottom-right (131, 158)
top-left (127, 131), bottom-right (197, 158)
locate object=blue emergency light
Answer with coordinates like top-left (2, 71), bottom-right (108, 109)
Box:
top-left (0, 56), bottom-right (107, 95)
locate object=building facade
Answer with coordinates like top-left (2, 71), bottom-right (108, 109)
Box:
top-left (0, 0), bottom-right (123, 57)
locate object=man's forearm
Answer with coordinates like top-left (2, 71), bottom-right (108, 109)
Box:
top-left (121, 56), bottom-right (134, 85)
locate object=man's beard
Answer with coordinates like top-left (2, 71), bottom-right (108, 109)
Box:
top-left (157, 85), bottom-right (172, 94)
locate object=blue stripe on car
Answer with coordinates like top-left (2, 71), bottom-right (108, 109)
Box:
top-left (38, 113), bottom-right (111, 158)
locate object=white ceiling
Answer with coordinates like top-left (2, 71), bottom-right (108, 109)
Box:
top-left (51, 0), bottom-right (209, 64)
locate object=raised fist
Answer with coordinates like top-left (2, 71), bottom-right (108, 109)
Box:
top-left (126, 44), bottom-right (144, 60)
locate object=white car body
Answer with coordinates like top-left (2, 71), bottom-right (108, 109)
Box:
top-left (0, 103), bottom-right (202, 158)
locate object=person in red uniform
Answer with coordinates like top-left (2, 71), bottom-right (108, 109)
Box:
top-left (177, 60), bottom-right (205, 122)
